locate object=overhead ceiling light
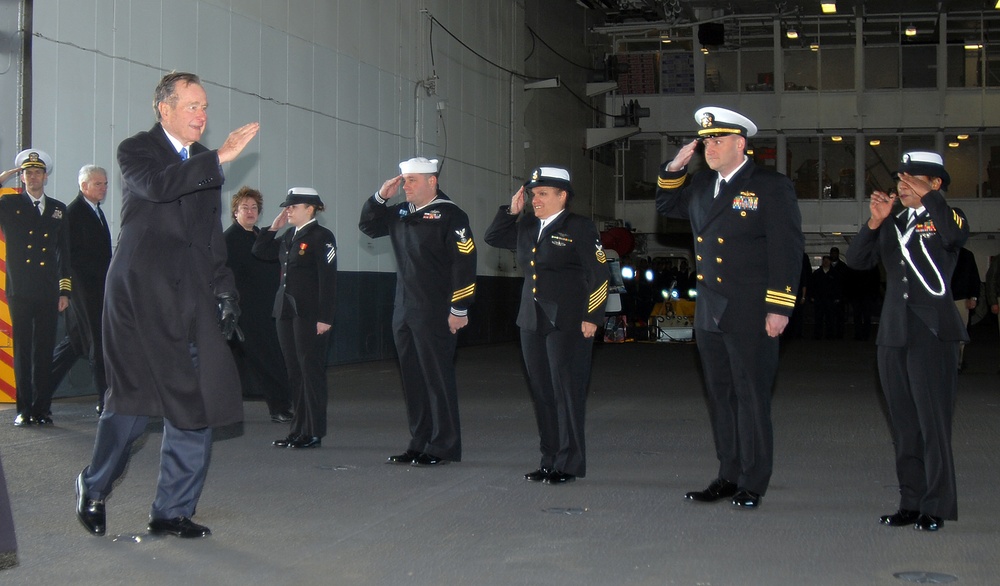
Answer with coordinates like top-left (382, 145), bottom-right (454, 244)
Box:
top-left (660, 34), bottom-right (671, 44)
top-left (810, 43), bottom-right (819, 51)
top-left (996, 0), bottom-right (1000, 8)
top-left (786, 28), bottom-right (798, 39)
top-left (905, 24), bottom-right (917, 36)
top-left (957, 134), bottom-right (969, 140)
top-left (831, 136), bottom-right (843, 142)
top-left (948, 142), bottom-right (961, 148)
top-left (821, 2), bottom-right (837, 13)
top-left (965, 43), bottom-right (983, 50)
top-left (746, 148), bottom-right (754, 155)
top-left (869, 139), bottom-right (881, 146)
top-left (701, 47), bottom-right (709, 54)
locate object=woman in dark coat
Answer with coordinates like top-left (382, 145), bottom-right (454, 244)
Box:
top-left (253, 188), bottom-right (337, 449)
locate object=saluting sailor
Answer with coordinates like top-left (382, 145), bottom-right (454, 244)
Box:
top-left (846, 151), bottom-right (968, 532)
top-left (656, 107), bottom-right (804, 509)
top-left (359, 157), bottom-right (477, 466)
top-left (0, 149), bottom-right (71, 427)
top-left (484, 166), bottom-right (608, 485)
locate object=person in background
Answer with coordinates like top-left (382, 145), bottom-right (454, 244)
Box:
top-left (254, 188), bottom-right (337, 449)
top-left (50, 165), bottom-right (113, 414)
top-left (950, 247), bottom-right (980, 371)
top-left (484, 166), bottom-right (608, 485)
top-left (224, 186), bottom-right (294, 423)
top-left (846, 150), bottom-right (967, 532)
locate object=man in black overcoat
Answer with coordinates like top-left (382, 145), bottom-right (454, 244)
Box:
top-left (656, 107), bottom-right (804, 509)
top-left (50, 165), bottom-right (113, 413)
top-left (75, 72), bottom-right (259, 539)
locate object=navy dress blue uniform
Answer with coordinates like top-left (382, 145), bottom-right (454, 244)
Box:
top-left (0, 150), bottom-right (72, 423)
top-left (846, 175), bottom-right (967, 525)
top-left (253, 200), bottom-right (337, 443)
top-left (51, 190), bottom-right (113, 408)
top-left (484, 168), bottom-right (608, 480)
top-left (359, 178), bottom-right (477, 462)
top-left (656, 109), bottom-right (803, 502)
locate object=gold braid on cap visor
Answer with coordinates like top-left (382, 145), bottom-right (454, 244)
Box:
top-left (697, 127), bottom-right (745, 137)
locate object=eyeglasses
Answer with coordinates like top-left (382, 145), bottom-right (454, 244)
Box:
top-left (237, 205), bottom-right (259, 212)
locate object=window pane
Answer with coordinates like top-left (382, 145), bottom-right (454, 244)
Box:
top-left (821, 47), bottom-right (854, 90)
top-left (704, 50), bottom-right (738, 92)
top-left (944, 139), bottom-right (978, 198)
top-left (789, 137), bottom-right (824, 199)
top-left (865, 47), bottom-right (899, 89)
top-left (784, 49), bottom-right (818, 90)
top-left (742, 50), bottom-right (774, 91)
top-left (947, 44), bottom-right (978, 87)
top-left (660, 51), bottom-right (694, 94)
top-left (864, 138), bottom-right (897, 195)
top-left (901, 45), bottom-right (936, 88)
top-left (985, 135), bottom-right (1000, 198)
top-left (825, 137), bottom-right (857, 198)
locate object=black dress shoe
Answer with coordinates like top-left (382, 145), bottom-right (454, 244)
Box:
top-left (148, 516), bottom-right (211, 538)
top-left (879, 509), bottom-right (920, 527)
top-left (13, 413), bottom-right (33, 427)
top-left (412, 453), bottom-right (448, 466)
top-left (270, 411), bottom-right (294, 423)
top-left (288, 436), bottom-right (322, 449)
top-left (914, 514), bottom-right (943, 532)
top-left (34, 415), bottom-right (53, 425)
top-left (731, 490), bottom-right (761, 509)
top-left (272, 434), bottom-right (299, 447)
top-left (543, 471), bottom-right (576, 485)
top-left (524, 468), bottom-right (551, 482)
top-left (96, 404), bottom-right (104, 415)
top-left (75, 472), bottom-right (106, 536)
top-left (685, 478), bottom-right (738, 502)
top-left (386, 450), bottom-right (421, 464)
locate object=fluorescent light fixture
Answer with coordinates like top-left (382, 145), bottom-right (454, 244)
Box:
top-left (786, 28), bottom-right (799, 39)
top-left (831, 136), bottom-right (843, 142)
top-left (869, 139), bottom-right (881, 146)
top-left (821, 2), bottom-right (837, 13)
top-left (948, 142), bottom-right (960, 148)
top-left (661, 34), bottom-right (671, 44)
top-left (996, 0), bottom-right (1000, 8)
top-left (957, 134), bottom-right (969, 140)
top-left (810, 43), bottom-right (819, 51)
top-left (701, 47), bottom-right (709, 53)
top-left (965, 43), bottom-right (983, 50)
top-left (905, 24), bottom-right (917, 36)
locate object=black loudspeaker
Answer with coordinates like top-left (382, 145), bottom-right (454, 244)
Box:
top-left (698, 23), bottom-right (725, 46)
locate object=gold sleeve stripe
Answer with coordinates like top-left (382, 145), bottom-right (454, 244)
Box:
top-left (452, 283), bottom-right (476, 302)
top-left (657, 176), bottom-right (686, 189)
top-left (457, 239), bottom-right (476, 254)
top-left (952, 210), bottom-right (963, 229)
top-left (587, 281), bottom-right (609, 313)
top-left (59, 278), bottom-right (72, 291)
top-left (765, 289), bottom-right (796, 308)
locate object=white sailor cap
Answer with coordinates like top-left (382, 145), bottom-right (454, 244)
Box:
top-left (399, 157), bottom-right (440, 174)
top-left (279, 186), bottom-right (324, 209)
top-left (15, 149), bottom-right (52, 172)
top-left (693, 106), bottom-right (757, 138)
top-left (898, 151), bottom-right (951, 189)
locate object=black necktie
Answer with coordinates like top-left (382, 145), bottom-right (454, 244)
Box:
top-left (906, 211), bottom-right (917, 230)
top-left (33, 200), bottom-right (41, 215)
top-left (97, 203), bottom-right (108, 230)
top-left (716, 179), bottom-right (727, 198)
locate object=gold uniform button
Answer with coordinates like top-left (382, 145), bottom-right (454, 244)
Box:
top-left (716, 257), bottom-right (722, 264)
top-left (25, 259), bottom-right (30, 264)
top-left (531, 247), bottom-right (536, 253)
top-left (26, 245), bottom-right (32, 249)
top-left (532, 274), bottom-right (537, 280)
top-left (717, 237), bottom-right (724, 244)
top-left (696, 254), bottom-right (702, 261)
top-left (696, 274), bottom-right (704, 281)
top-left (696, 236), bottom-right (703, 243)
top-left (741, 211), bottom-right (747, 217)
top-left (530, 261), bottom-right (535, 267)
top-left (716, 276), bottom-right (722, 283)
top-left (44, 233), bottom-right (49, 238)
top-left (532, 287), bottom-right (536, 293)
top-left (40, 262), bottom-right (45, 266)
top-left (28, 230), bottom-right (33, 235)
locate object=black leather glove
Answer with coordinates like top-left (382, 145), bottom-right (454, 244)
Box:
top-left (217, 293), bottom-right (245, 342)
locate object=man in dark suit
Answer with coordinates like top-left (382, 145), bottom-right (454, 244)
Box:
top-left (0, 149), bottom-right (72, 427)
top-left (656, 107), bottom-right (804, 509)
top-left (359, 157), bottom-right (477, 466)
top-left (484, 166), bottom-right (608, 484)
top-left (75, 71), bottom-right (259, 539)
top-left (846, 151), bottom-right (968, 532)
top-left (50, 165), bottom-right (113, 413)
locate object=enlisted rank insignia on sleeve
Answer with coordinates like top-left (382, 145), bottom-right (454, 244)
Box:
top-left (588, 280), bottom-right (608, 313)
top-left (732, 192), bottom-right (758, 211)
top-left (52, 209), bottom-right (63, 219)
top-left (952, 210), bottom-right (963, 229)
top-left (595, 243), bottom-right (607, 264)
top-left (455, 228), bottom-right (475, 254)
top-left (325, 242), bottom-right (336, 264)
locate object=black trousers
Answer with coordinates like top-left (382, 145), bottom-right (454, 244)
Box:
top-left (8, 293), bottom-right (58, 417)
top-left (695, 327), bottom-right (779, 495)
top-left (877, 313), bottom-right (959, 520)
top-left (392, 317), bottom-right (461, 461)
top-left (276, 317), bottom-right (331, 438)
top-left (519, 325), bottom-right (593, 477)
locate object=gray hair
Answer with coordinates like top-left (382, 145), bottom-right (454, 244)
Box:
top-left (153, 71), bottom-right (201, 121)
top-left (78, 164), bottom-right (107, 188)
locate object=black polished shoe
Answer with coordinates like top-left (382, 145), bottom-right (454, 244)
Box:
top-left (13, 413), bottom-right (33, 427)
top-left (96, 404), bottom-right (104, 415)
top-left (412, 452), bottom-right (448, 466)
top-left (524, 468), bottom-right (551, 482)
top-left (386, 450), bottom-right (421, 464)
top-left (879, 509), bottom-right (920, 527)
top-left (34, 415), bottom-right (53, 425)
top-left (272, 434), bottom-right (299, 447)
top-left (148, 516), bottom-right (211, 538)
top-left (543, 471), bottom-right (576, 485)
top-left (288, 436), bottom-right (322, 449)
top-left (685, 478), bottom-right (738, 502)
top-left (270, 411), bottom-right (294, 423)
top-left (731, 490), bottom-right (761, 509)
top-left (75, 472), bottom-right (106, 536)
top-left (914, 514), bottom-right (943, 532)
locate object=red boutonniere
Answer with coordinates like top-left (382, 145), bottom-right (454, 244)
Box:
top-left (299, 242), bottom-right (308, 255)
